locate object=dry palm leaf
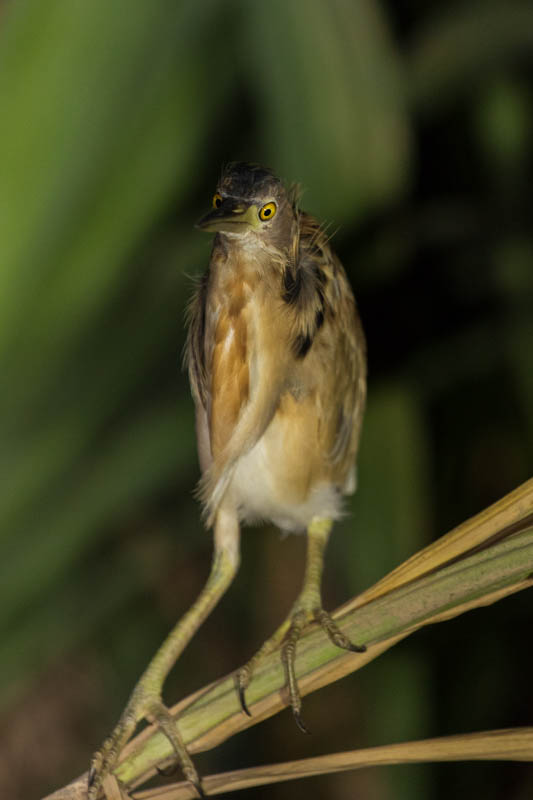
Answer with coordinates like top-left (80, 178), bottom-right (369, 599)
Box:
top-left (45, 477), bottom-right (533, 800)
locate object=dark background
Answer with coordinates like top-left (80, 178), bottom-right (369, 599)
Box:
top-left (1, 1), bottom-right (532, 798)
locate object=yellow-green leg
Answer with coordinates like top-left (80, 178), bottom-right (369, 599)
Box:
top-left (235, 517), bottom-right (365, 732)
top-left (88, 508), bottom-right (240, 800)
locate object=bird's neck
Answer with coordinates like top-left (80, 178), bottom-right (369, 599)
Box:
top-left (212, 232), bottom-right (289, 286)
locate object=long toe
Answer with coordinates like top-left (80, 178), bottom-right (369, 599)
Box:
top-left (280, 610), bottom-right (309, 731)
top-left (233, 616), bottom-right (293, 718)
top-left (314, 607), bottom-right (366, 652)
top-left (147, 700), bottom-right (204, 796)
top-left (88, 691), bottom-right (202, 799)
top-left (88, 720), bottom-right (134, 800)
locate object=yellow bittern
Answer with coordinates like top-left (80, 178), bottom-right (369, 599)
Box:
top-left (88, 162), bottom-right (366, 798)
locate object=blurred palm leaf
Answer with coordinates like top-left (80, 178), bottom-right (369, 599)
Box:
top-left (246, 0), bottom-right (410, 221)
top-left (0, 0), bottom-right (226, 702)
top-left (409, 0), bottom-right (533, 109)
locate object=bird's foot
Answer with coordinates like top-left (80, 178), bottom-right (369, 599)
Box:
top-left (88, 686), bottom-right (204, 800)
top-left (235, 604), bottom-right (366, 732)
top-left (281, 606), bottom-right (366, 733)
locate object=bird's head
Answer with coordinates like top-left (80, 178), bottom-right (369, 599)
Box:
top-left (196, 162), bottom-right (294, 245)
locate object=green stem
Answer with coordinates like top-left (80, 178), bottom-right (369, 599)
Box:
top-left (117, 525), bottom-right (533, 790)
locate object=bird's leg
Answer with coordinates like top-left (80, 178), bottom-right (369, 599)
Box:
top-left (236, 517), bottom-right (365, 731)
top-left (279, 517), bottom-right (367, 731)
top-left (88, 508), bottom-right (240, 800)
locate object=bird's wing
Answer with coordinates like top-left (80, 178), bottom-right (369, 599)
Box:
top-left (185, 270), bottom-right (212, 471)
top-left (185, 270), bottom-right (209, 411)
top-left (187, 247), bottom-right (292, 526)
top-left (295, 213), bottom-right (367, 490)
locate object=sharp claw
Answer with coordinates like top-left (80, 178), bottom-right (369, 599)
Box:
top-left (238, 684), bottom-right (252, 717)
top-left (87, 765), bottom-right (96, 788)
top-left (156, 763), bottom-right (179, 777)
top-left (293, 708), bottom-right (310, 735)
top-left (348, 641), bottom-right (367, 653)
top-left (234, 673), bottom-right (252, 717)
top-left (192, 778), bottom-right (206, 798)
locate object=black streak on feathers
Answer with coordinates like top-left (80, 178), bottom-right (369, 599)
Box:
top-left (282, 261), bottom-right (302, 305)
top-left (294, 332), bottom-right (313, 359)
top-left (282, 216), bottom-right (333, 360)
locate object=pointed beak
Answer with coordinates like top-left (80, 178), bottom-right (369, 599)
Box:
top-left (196, 200), bottom-right (260, 233)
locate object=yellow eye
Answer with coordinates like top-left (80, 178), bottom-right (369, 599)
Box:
top-left (259, 201), bottom-right (276, 221)
top-left (212, 192), bottom-right (223, 209)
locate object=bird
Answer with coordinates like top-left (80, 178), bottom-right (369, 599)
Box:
top-left (88, 162), bottom-right (367, 799)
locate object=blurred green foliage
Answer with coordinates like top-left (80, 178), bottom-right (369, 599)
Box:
top-left (0, 1), bottom-right (532, 799)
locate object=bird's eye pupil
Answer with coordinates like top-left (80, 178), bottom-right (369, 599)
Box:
top-left (213, 193), bottom-right (222, 209)
top-left (263, 208), bottom-right (271, 216)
